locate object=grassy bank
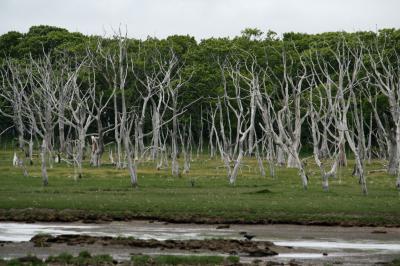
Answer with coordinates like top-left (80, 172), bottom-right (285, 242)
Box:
top-left (0, 252), bottom-right (239, 266)
top-left (0, 150), bottom-right (399, 225)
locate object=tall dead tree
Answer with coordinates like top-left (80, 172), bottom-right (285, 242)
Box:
top-left (222, 55), bottom-right (257, 184)
top-left (0, 59), bottom-right (30, 176)
top-left (365, 37), bottom-right (400, 188)
top-left (163, 50), bottom-right (192, 177)
top-left (133, 47), bottom-right (175, 162)
top-left (257, 48), bottom-right (310, 189)
top-left (20, 54), bottom-right (62, 186)
top-left (313, 38), bottom-right (368, 194)
top-left (275, 50), bottom-right (310, 169)
top-left (97, 29), bottom-right (138, 186)
top-left (308, 85), bottom-right (339, 191)
top-left (60, 61), bottom-right (95, 178)
top-left (87, 67), bottom-right (115, 167)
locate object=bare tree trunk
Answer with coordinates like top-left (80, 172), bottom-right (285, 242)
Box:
top-left (208, 110), bottom-right (216, 158)
top-left (151, 104), bottom-right (160, 160)
top-left (40, 138), bottom-right (48, 186)
top-left (123, 131), bottom-right (137, 187)
top-left (267, 139), bottom-right (276, 178)
top-left (134, 118), bottom-right (139, 160)
top-left (76, 132), bottom-right (84, 178)
top-left (112, 94), bottom-right (122, 168)
top-left (59, 106), bottom-right (66, 153)
top-left (396, 123), bottom-right (400, 188)
top-left (255, 143), bottom-right (266, 177)
top-left (320, 124), bottom-right (330, 158)
top-left (197, 107), bottom-right (204, 158)
top-left (276, 145), bottom-right (285, 166)
top-left (287, 142), bottom-right (301, 168)
top-left (388, 129), bottom-right (398, 175)
top-left (366, 115), bottom-right (373, 164)
top-left (28, 134), bottom-right (34, 165)
top-left (171, 105), bottom-right (179, 176)
top-left (229, 143), bottom-right (244, 185)
top-left (96, 119), bottom-right (105, 166)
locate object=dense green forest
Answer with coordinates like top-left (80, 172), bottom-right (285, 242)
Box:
top-left (0, 25), bottom-right (399, 191)
top-left (0, 25), bottom-right (398, 136)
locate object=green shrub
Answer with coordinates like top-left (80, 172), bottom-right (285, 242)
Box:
top-left (6, 255), bottom-right (44, 266)
top-left (78, 251), bottom-right (92, 259)
top-left (131, 255), bottom-right (151, 265)
top-left (46, 252), bottom-right (74, 264)
top-left (390, 259), bottom-right (400, 266)
top-left (226, 256), bottom-right (240, 263)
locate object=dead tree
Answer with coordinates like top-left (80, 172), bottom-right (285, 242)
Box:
top-left (206, 106), bottom-right (217, 158)
top-left (163, 51), bottom-right (192, 177)
top-left (0, 59), bottom-right (30, 176)
top-left (314, 38), bottom-right (367, 194)
top-left (179, 117), bottom-right (193, 174)
top-left (61, 64), bottom-right (96, 178)
top-left (274, 49), bottom-right (310, 169)
top-left (96, 36), bottom-right (125, 169)
top-left (87, 67), bottom-right (115, 167)
top-left (20, 54), bottom-right (61, 186)
top-left (364, 38), bottom-right (400, 188)
top-left (133, 47), bottom-right (176, 162)
top-left (256, 48), bottom-right (310, 189)
top-left (196, 106), bottom-right (204, 158)
top-left (222, 56), bottom-right (257, 184)
top-left (97, 29), bottom-right (138, 186)
top-left (308, 85), bottom-right (339, 191)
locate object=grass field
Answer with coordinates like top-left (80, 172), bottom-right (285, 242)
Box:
top-left (0, 150), bottom-right (399, 225)
top-left (0, 252), bottom-right (239, 266)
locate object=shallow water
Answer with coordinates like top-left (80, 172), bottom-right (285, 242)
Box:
top-left (274, 240), bottom-right (400, 251)
top-left (1, 221), bottom-right (399, 265)
top-left (0, 222), bottom-right (233, 241)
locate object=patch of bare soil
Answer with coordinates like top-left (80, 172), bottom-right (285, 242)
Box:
top-left (30, 234), bottom-right (277, 257)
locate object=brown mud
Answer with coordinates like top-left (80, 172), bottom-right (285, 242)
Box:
top-left (1, 208), bottom-right (399, 227)
top-left (30, 234), bottom-right (278, 257)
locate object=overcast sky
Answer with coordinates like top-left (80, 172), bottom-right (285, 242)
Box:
top-left (1, 0), bottom-right (399, 40)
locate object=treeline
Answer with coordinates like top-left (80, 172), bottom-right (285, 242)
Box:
top-left (0, 25), bottom-right (399, 193)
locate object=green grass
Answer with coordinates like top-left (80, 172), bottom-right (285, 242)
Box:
top-left (0, 150), bottom-right (399, 225)
top-left (46, 251), bottom-right (113, 265)
top-left (1, 255), bottom-right (44, 266)
top-left (1, 253), bottom-right (236, 266)
top-left (131, 254), bottom-right (231, 265)
top-left (0, 251), bottom-right (114, 266)
top-left (390, 259), bottom-right (400, 266)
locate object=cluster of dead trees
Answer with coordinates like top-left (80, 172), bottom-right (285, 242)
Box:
top-left (0, 32), bottom-right (194, 188)
top-left (1, 33), bottom-right (399, 194)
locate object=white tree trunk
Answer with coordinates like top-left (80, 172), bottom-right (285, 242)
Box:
top-left (40, 139), bottom-right (48, 186)
top-left (123, 133), bottom-right (138, 187)
top-left (388, 131), bottom-right (398, 175)
top-left (287, 149), bottom-right (300, 168)
top-left (395, 122), bottom-right (400, 189)
top-left (229, 148), bottom-right (243, 185)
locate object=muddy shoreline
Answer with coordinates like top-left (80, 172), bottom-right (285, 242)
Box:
top-left (1, 221), bottom-right (400, 265)
top-left (0, 208), bottom-right (399, 227)
top-left (29, 234), bottom-right (278, 257)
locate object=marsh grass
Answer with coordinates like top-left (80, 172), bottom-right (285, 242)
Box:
top-left (0, 150), bottom-right (399, 225)
top-left (46, 251), bottom-right (113, 265)
top-left (130, 254), bottom-right (231, 265)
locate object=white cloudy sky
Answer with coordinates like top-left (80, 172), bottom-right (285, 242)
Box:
top-left (1, 0), bottom-right (399, 40)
